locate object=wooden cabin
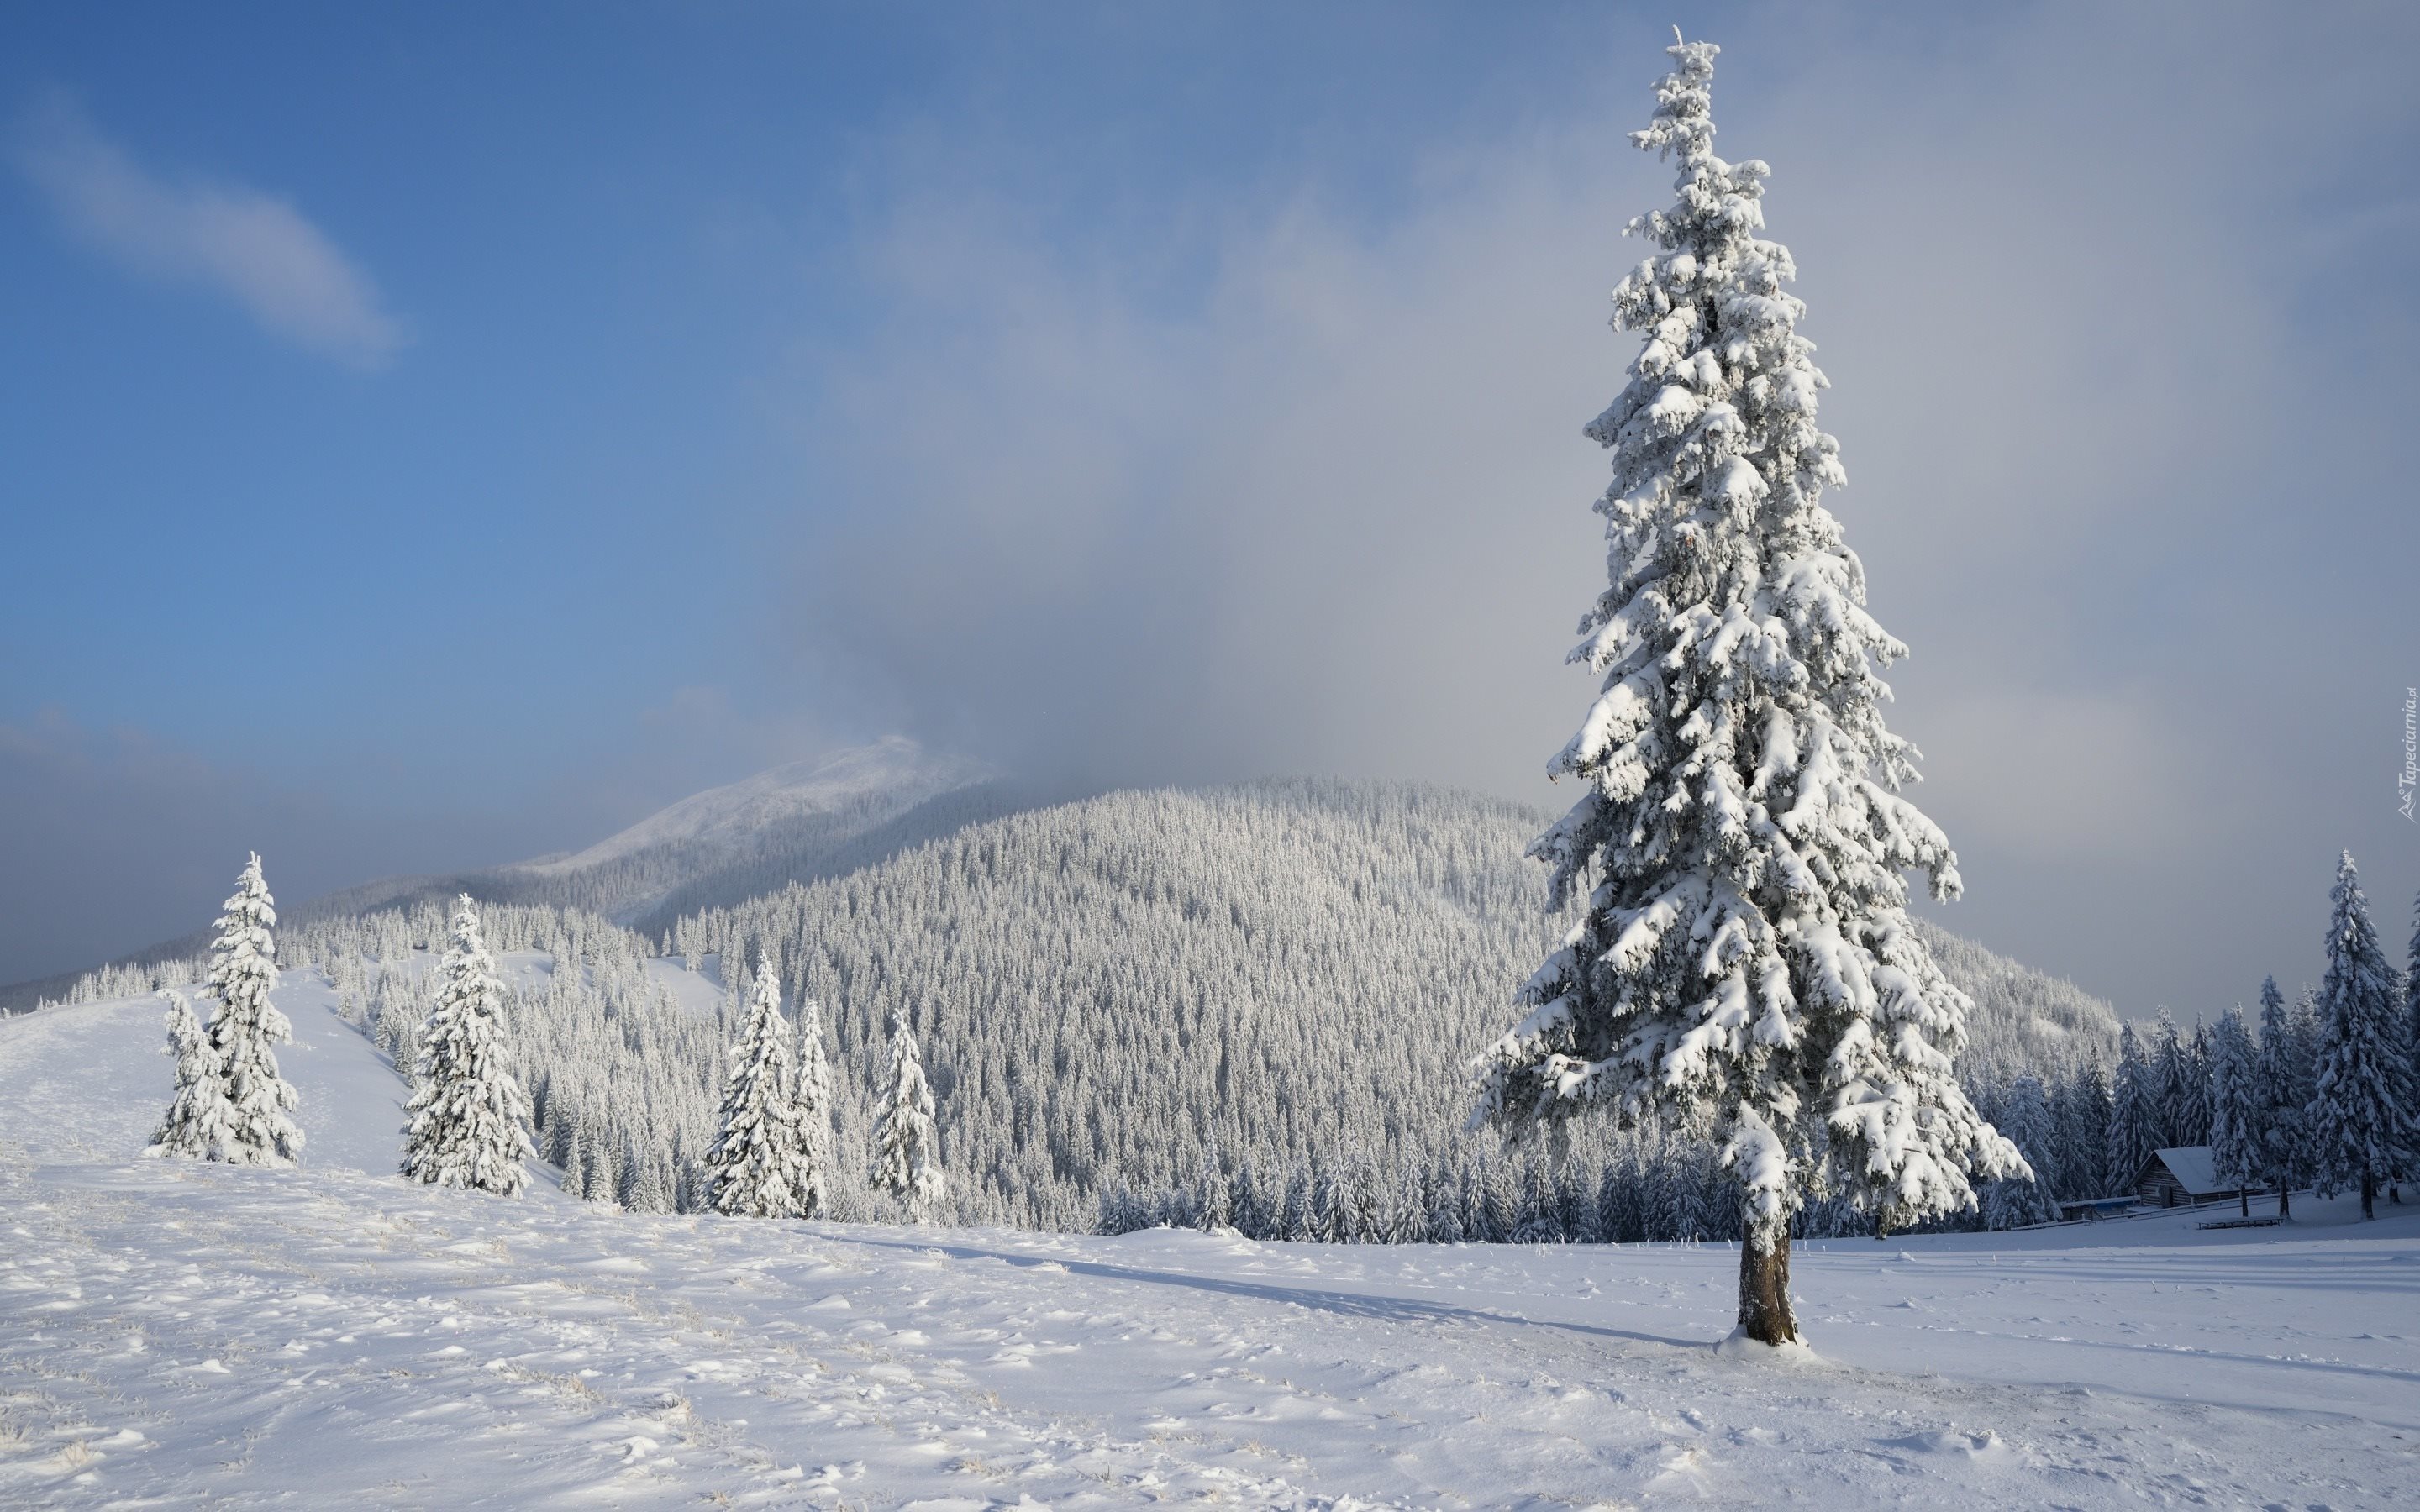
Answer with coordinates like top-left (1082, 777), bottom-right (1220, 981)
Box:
top-left (2054, 1195), bottom-right (2137, 1222)
top-left (2131, 1146), bottom-right (2245, 1208)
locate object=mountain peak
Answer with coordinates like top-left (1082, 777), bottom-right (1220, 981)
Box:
top-left (520, 737), bottom-right (992, 877)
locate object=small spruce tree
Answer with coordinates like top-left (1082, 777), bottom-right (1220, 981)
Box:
top-left (202, 853), bottom-right (303, 1165)
top-left (2311, 852), bottom-right (2416, 1220)
top-left (790, 992), bottom-right (839, 1219)
top-left (579, 1126), bottom-right (616, 1204)
top-left (560, 1125), bottom-right (588, 1197)
top-left (145, 989), bottom-right (229, 1158)
top-left (1468, 32), bottom-right (2020, 1348)
top-left (871, 1007), bottom-right (946, 1223)
top-left (400, 895), bottom-right (535, 1195)
top-left (703, 953), bottom-right (804, 1219)
top-left (1196, 1139), bottom-right (1234, 1231)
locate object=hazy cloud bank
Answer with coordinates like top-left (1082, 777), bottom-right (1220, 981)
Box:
top-left (786, 4), bottom-right (2420, 1013)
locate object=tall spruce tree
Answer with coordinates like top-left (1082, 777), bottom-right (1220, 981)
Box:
top-left (2106, 1024), bottom-right (2156, 1195)
top-left (871, 1006), bottom-right (946, 1223)
top-left (1468, 34), bottom-right (2020, 1346)
top-left (2207, 1005), bottom-right (2261, 1216)
top-left (2258, 977), bottom-right (2313, 1217)
top-left (202, 853), bottom-right (303, 1165)
top-left (2059, 1054), bottom-right (2112, 1198)
top-left (2311, 852), bottom-right (2415, 1219)
top-left (145, 989), bottom-right (228, 1158)
top-left (2181, 1021), bottom-right (2214, 1147)
top-left (790, 992), bottom-right (839, 1219)
top-left (2151, 1010), bottom-right (2197, 1151)
top-left (400, 896), bottom-right (535, 1195)
top-left (703, 953), bottom-right (804, 1218)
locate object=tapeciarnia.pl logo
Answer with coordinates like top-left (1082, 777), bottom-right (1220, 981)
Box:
top-left (2402, 685), bottom-right (2417, 822)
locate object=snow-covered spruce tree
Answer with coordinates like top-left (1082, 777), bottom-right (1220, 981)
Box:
top-left (2056, 1055), bottom-right (2112, 1198)
top-left (2311, 853), bottom-right (2416, 1220)
top-left (577, 1126), bottom-right (616, 1204)
top-left (1980, 1077), bottom-right (2058, 1231)
top-left (1196, 1140), bottom-right (1235, 1231)
top-left (2160, 1012), bottom-right (2210, 1147)
top-left (703, 953), bottom-right (804, 1219)
top-left (202, 853), bottom-right (303, 1165)
top-left (871, 1007), bottom-right (946, 1223)
top-left (2258, 978), bottom-right (2316, 1218)
top-left (2154, 1010), bottom-right (2210, 1148)
top-left (1471, 35), bottom-right (2023, 1345)
top-left (2207, 1005), bottom-right (2262, 1217)
top-left (789, 992), bottom-right (839, 1219)
top-left (2106, 1025), bottom-right (2156, 1195)
top-left (145, 989), bottom-right (228, 1158)
top-left (400, 895), bottom-right (535, 1195)
top-left (2407, 890), bottom-right (2420, 1103)
top-left (2182, 1021), bottom-right (2214, 1147)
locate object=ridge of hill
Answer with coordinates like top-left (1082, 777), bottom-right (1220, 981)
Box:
top-left (15, 763), bottom-right (2123, 1121)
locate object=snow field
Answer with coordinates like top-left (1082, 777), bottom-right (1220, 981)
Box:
top-left (3, 980), bottom-right (2417, 1508)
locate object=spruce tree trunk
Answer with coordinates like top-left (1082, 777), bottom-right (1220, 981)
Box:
top-left (1737, 1230), bottom-right (1797, 1346)
top-left (2278, 1183), bottom-right (2291, 1221)
top-left (2362, 1171), bottom-right (2375, 1221)
top-left (2238, 1186), bottom-right (2249, 1217)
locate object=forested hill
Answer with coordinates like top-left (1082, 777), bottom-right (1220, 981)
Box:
top-left (665, 778), bottom-right (2121, 1226)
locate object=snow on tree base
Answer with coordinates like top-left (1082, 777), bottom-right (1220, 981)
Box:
top-left (1712, 1326), bottom-right (1823, 1364)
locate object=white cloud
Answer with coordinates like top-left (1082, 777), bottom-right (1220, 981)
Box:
top-left (9, 94), bottom-right (407, 369)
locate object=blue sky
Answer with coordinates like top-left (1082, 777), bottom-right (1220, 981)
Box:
top-left (5, 2), bottom-right (2418, 1016)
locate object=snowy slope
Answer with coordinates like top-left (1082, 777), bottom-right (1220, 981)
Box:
top-left (6, 984), bottom-right (2416, 1508)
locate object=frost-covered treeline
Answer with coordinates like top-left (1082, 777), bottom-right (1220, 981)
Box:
top-left (674, 780), bottom-right (1565, 1230)
top-left (665, 780), bottom-right (2129, 1236)
top-left (65, 780), bottom-right (2154, 1237)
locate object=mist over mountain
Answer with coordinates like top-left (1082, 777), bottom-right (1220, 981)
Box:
top-left (516, 737), bottom-right (995, 915)
top-left (1, 739), bottom-right (1015, 1010)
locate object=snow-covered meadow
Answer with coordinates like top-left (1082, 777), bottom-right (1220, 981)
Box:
top-left (5, 978), bottom-right (2415, 1509)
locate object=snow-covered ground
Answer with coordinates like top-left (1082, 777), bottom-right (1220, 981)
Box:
top-left (4, 982), bottom-right (2416, 1508)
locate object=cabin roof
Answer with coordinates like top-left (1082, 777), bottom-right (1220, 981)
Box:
top-left (2139, 1145), bottom-right (2225, 1194)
